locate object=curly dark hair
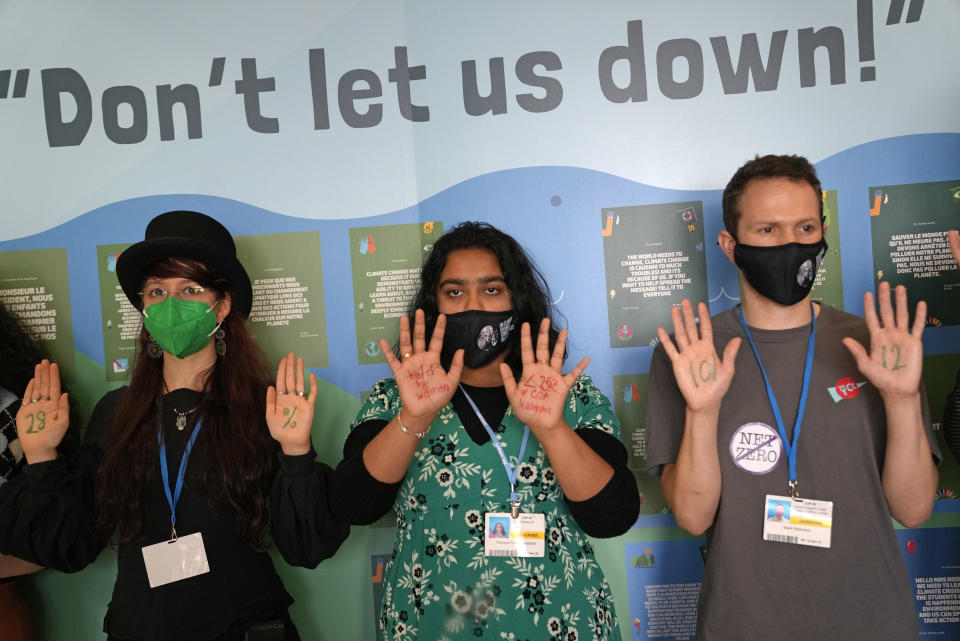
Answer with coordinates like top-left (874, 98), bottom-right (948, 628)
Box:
top-left (722, 154), bottom-right (824, 239)
top-left (406, 221), bottom-right (562, 378)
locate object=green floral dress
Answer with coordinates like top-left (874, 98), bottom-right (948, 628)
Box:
top-left (353, 375), bottom-right (623, 641)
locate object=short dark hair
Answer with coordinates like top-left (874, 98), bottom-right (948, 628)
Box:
top-left (407, 221), bottom-right (561, 377)
top-left (722, 154), bottom-right (824, 239)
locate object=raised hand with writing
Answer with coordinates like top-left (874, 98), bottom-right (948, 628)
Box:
top-left (266, 352), bottom-right (318, 456)
top-left (381, 310), bottom-right (463, 430)
top-left (656, 300), bottom-right (741, 413)
top-left (842, 282), bottom-right (925, 399)
top-left (16, 359), bottom-right (70, 464)
top-left (500, 319), bottom-right (589, 438)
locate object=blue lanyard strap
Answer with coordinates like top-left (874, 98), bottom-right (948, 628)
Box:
top-left (459, 385), bottom-right (529, 509)
top-left (158, 417), bottom-right (204, 539)
top-left (737, 303), bottom-right (816, 497)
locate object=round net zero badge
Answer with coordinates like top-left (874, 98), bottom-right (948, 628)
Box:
top-left (729, 422), bottom-right (782, 475)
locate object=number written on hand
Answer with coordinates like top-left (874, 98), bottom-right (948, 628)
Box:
top-left (24, 410), bottom-right (46, 434)
top-left (688, 358), bottom-right (717, 389)
top-left (521, 375), bottom-right (558, 400)
top-left (881, 345), bottom-right (906, 371)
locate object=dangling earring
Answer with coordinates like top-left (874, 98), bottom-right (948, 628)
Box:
top-left (215, 328), bottom-right (226, 356)
top-left (147, 336), bottom-right (163, 359)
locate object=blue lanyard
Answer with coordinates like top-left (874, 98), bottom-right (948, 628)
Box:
top-left (158, 417), bottom-right (204, 539)
top-left (737, 303), bottom-right (815, 497)
top-left (459, 386), bottom-right (529, 514)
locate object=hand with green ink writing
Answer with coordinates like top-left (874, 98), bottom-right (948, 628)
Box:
top-left (657, 300), bottom-right (741, 413)
top-left (500, 319), bottom-right (589, 437)
top-left (16, 359), bottom-right (70, 464)
top-left (381, 310), bottom-right (463, 432)
top-left (842, 282), bottom-right (925, 399)
top-left (266, 352), bottom-right (318, 456)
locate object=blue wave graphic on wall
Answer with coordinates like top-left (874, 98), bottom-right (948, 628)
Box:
top-left (2, 133), bottom-right (959, 396)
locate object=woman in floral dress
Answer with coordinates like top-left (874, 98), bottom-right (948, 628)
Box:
top-left (334, 222), bottom-right (640, 640)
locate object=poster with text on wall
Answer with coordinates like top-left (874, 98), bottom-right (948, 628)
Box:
top-left (896, 525), bottom-right (960, 636)
top-left (602, 202), bottom-right (707, 349)
top-left (625, 540), bottom-right (703, 641)
top-left (236, 231), bottom-right (328, 369)
top-left (612, 373), bottom-right (668, 515)
top-left (0, 248), bottom-right (76, 383)
top-left (97, 243), bottom-right (138, 381)
top-left (351, 221), bottom-right (444, 364)
top-left (810, 189), bottom-right (844, 309)
top-left (870, 179), bottom-right (960, 327)
top-left (98, 232), bottom-right (328, 381)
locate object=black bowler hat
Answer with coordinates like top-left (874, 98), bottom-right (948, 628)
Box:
top-left (116, 211), bottom-right (253, 318)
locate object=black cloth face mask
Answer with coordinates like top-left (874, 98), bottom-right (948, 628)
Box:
top-left (733, 239), bottom-right (827, 306)
top-left (441, 309), bottom-right (518, 369)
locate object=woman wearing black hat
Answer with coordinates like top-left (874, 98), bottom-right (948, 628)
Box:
top-left (0, 211), bottom-right (347, 641)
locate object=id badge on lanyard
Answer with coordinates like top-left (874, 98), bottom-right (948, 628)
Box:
top-left (142, 532), bottom-right (210, 588)
top-left (762, 495), bottom-right (833, 548)
top-left (739, 304), bottom-right (834, 548)
top-left (483, 512), bottom-right (545, 557)
top-left (460, 387), bottom-right (546, 558)
top-left (142, 417), bottom-right (210, 587)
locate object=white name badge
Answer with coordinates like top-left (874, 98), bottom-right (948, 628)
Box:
top-left (141, 532), bottom-right (210, 588)
top-left (484, 512), bottom-right (545, 558)
top-left (762, 494), bottom-right (833, 549)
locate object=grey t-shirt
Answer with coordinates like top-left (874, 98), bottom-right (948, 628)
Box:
top-left (645, 304), bottom-right (940, 641)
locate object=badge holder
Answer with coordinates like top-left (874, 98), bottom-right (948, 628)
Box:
top-left (484, 512), bottom-right (545, 558)
top-left (762, 494), bottom-right (833, 548)
top-left (461, 387), bottom-right (546, 558)
top-left (142, 531), bottom-right (210, 588)
top-left (740, 305), bottom-right (834, 549)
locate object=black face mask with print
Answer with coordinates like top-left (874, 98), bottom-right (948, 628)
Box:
top-left (733, 239), bottom-right (828, 306)
top-left (441, 309), bottom-right (518, 369)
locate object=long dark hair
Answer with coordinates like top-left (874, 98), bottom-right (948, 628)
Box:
top-left (408, 221), bottom-right (562, 378)
top-left (95, 258), bottom-right (274, 548)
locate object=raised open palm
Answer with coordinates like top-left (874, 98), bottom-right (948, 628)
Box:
top-left (381, 310), bottom-right (464, 426)
top-left (16, 359), bottom-right (70, 464)
top-left (656, 300), bottom-right (741, 413)
top-left (266, 352), bottom-right (318, 455)
top-left (500, 318), bottom-right (589, 437)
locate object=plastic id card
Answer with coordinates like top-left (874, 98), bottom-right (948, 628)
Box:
top-left (484, 512), bottom-right (545, 558)
top-left (762, 494), bottom-right (833, 549)
top-left (141, 531), bottom-right (210, 588)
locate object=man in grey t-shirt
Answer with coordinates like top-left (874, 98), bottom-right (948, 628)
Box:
top-left (645, 155), bottom-right (940, 640)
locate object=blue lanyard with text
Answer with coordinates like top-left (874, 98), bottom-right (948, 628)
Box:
top-left (737, 303), bottom-right (815, 498)
top-left (158, 417), bottom-right (203, 540)
top-left (459, 385), bottom-right (529, 517)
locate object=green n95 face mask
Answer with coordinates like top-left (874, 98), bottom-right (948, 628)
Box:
top-left (143, 297), bottom-right (220, 359)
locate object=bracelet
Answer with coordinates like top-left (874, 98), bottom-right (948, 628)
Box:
top-left (397, 411), bottom-right (427, 439)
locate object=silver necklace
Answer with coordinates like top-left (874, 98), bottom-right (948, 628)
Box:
top-left (173, 406), bottom-right (199, 431)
